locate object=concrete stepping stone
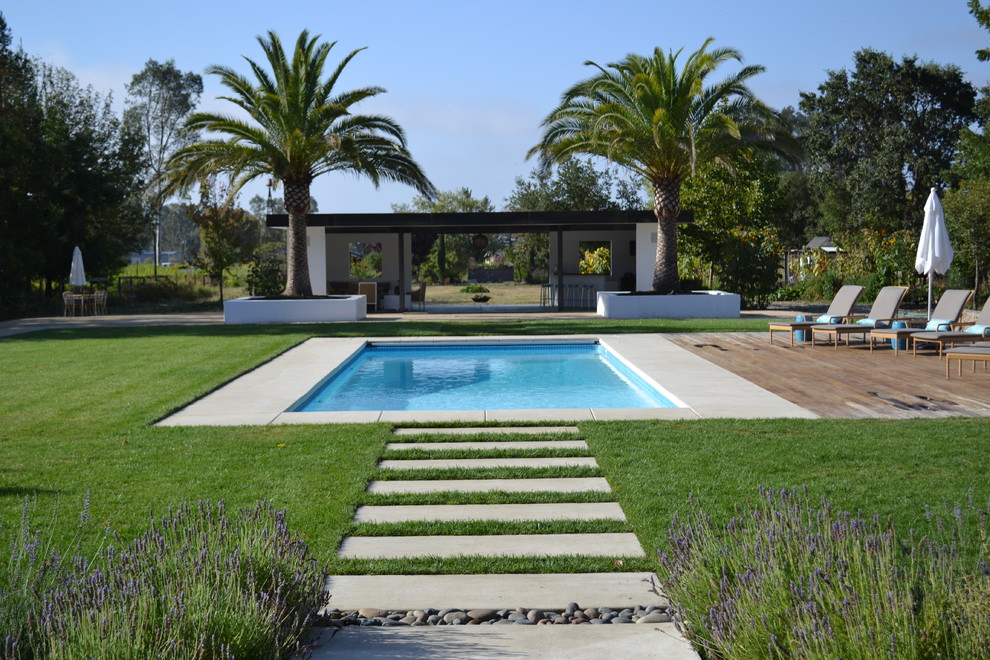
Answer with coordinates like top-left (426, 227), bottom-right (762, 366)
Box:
top-left (392, 426), bottom-right (581, 436)
top-left (324, 572), bottom-right (665, 610)
top-left (354, 502), bottom-right (626, 523)
top-left (338, 532), bottom-right (644, 559)
top-left (385, 440), bottom-right (588, 451)
top-left (378, 457), bottom-right (598, 470)
top-left (311, 623), bottom-right (699, 660)
top-left (367, 478), bottom-right (612, 494)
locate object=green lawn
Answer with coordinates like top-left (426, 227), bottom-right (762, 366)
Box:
top-left (1, 321), bottom-right (987, 573)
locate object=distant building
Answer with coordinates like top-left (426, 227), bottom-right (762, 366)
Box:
top-left (783, 237), bottom-right (843, 284)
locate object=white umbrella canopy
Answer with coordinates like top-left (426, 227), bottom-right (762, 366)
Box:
top-left (69, 246), bottom-right (87, 288)
top-left (915, 188), bottom-right (954, 319)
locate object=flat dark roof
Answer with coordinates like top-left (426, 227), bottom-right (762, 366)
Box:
top-left (265, 209), bottom-right (692, 233)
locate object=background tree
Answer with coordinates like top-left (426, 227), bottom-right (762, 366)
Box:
top-left (1, 13), bottom-right (147, 316)
top-left (970, 0), bottom-right (990, 61)
top-left (530, 38), bottom-right (798, 293)
top-left (799, 50), bottom-right (975, 235)
top-left (943, 179), bottom-right (990, 303)
top-left (504, 158), bottom-right (645, 282)
top-left (392, 188), bottom-right (495, 282)
top-left (0, 13), bottom-right (47, 314)
top-left (680, 152), bottom-right (784, 305)
top-left (124, 59), bottom-right (203, 271)
top-left (166, 30), bottom-right (436, 297)
top-left (188, 176), bottom-right (251, 302)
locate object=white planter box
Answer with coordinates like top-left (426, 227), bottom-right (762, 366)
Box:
top-left (597, 290), bottom-right (740, 319)
top-left (224, 296), bottom-right (367, 324)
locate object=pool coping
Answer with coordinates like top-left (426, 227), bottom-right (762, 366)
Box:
top-left (155, 335), bottom-right (817, 426)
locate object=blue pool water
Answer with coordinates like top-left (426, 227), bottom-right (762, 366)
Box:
top-left (290, 342), bottom-right (676, 412)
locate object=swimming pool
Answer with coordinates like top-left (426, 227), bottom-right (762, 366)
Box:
top-left (290, 341), bottom-right (678, 412)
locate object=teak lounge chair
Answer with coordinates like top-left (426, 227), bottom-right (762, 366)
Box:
top-left (944, 343), bottom-right (990, 379)
top-left (768, 285), bottom-right (865, 346)
top-left (810, 286), bottom-right (909, 350)
top-left (910, 295), bottom-right (990, 357)
top-left (869, 289), bottom-right (974, 355)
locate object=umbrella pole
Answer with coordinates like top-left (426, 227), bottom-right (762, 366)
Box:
top-left (928, 272), bottom-right (933, 321)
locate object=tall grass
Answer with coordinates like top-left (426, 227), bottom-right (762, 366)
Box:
top-left (1, 497), bottom-right (326, 659)
top-left (658, 487), bottom-right (990, 660)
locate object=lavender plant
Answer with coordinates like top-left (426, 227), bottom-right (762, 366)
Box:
top-left (658, 487), bottom-right (990, 660)
top-left (1, 498), bottom-right (326, 659)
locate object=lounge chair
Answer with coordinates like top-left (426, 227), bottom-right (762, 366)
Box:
top-left (811, 286), bottom-right (909, 350)
top-left (869, 289), bottom-right (973, 355)
top-left (768, 285), bottom-right (865, 346)
top-left (910, 295), bottom-right (990, 357)
top-left (944, 345), bottom-right (990, 379)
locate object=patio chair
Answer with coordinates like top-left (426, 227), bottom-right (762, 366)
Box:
top-left (810, 286), bottom-right (909, 350)
top-left (869, 289), bottom-right (973, 355)
top-left (62, 291), bottom-right (84, 316)
top-left (909, 295), bottom-right (990, 358)
top-left (92, 289), bottom-right (108, 315)
top-left (768, 285), bottom-right (864, 346)
top-left (358, 281), bottom-right (378, 311)
top-left (409, 282), bottom-right (426, 310)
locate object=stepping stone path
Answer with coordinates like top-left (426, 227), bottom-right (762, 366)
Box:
top-left (325, 425), bottom-right (683, 632)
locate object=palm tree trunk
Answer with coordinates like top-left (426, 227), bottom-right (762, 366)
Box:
top-left (282, 179), bottom-right (313, 297)
top-left (652, 178), bottom-right (682, 293)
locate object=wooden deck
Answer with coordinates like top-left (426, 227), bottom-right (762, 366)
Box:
top-left (664, 332), bottom-right (990, 419)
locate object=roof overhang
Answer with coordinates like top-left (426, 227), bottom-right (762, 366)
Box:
top-left (265, 209), bottom-right (693, 233)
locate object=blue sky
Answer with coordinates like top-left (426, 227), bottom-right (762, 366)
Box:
top-left (5, 0), bottom-right (990, 212)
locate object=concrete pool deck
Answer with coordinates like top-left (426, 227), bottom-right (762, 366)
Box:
top-left (156, 334), bottom-right (816, 426)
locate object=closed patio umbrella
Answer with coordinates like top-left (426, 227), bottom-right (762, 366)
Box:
top-left (69, 246), bottom-right (87, 289)
top-left (915, 188), bottom-right (953, 319)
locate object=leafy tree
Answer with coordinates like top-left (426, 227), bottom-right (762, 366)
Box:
top-left (159, 202), bottom-right (200, 262)
top-left (530, 38), bottom-right (798, 293)
top-left (124, 60), bottom-right (202, 196)
top-left (680, 153), bottom-right (784, 305)
top-left (124, 59), bottom-right (203, 270)
top-left (188, 177), bottom-right (251, 302)
top-left (504, 158), bottom-right (644, 282)
top-left (970, 0), bottom-right (990, 61)
top-left (799, 49), bottom-right (975, 234)
top-left (0, 14), bottom-right (147, 316)
top-left (392, 188), bottom-right (495, 282)
top-left (165, 30), bottom-right (436, 297)
top-left (942, 178), bottom-right (990, 302)
top-left (505, 157), bottom-right (641, 212)
top-left (951, 87), bottom-right (990, 185)
top-left (0, 13), bottom-right (47, 313)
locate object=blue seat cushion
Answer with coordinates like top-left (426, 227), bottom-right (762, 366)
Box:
top-left (964, 324), bottom-right (989, 335)
top-left (856, 318), bottom-right (888, 328)
top-left (925, 318), bottom-right (953, 331)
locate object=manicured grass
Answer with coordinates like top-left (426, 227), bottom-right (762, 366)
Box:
top-left (583, 417), bottom-right (990, 559)
top-left (3, 322), bottom-right (989, 581)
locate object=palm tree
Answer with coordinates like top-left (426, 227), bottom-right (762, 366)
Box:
top-left (529, 38), bottom-right (799, 293)
top-left (165, 30), bottom-right (436, 296)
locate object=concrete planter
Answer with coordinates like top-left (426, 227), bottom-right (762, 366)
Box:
top-left (597, 290), bottom-right (740, 319)
top-left (223, 295), bottom-right (366, 324)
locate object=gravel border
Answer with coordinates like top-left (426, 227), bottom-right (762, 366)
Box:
top-left (316, 602), bottom-right (680, 628)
